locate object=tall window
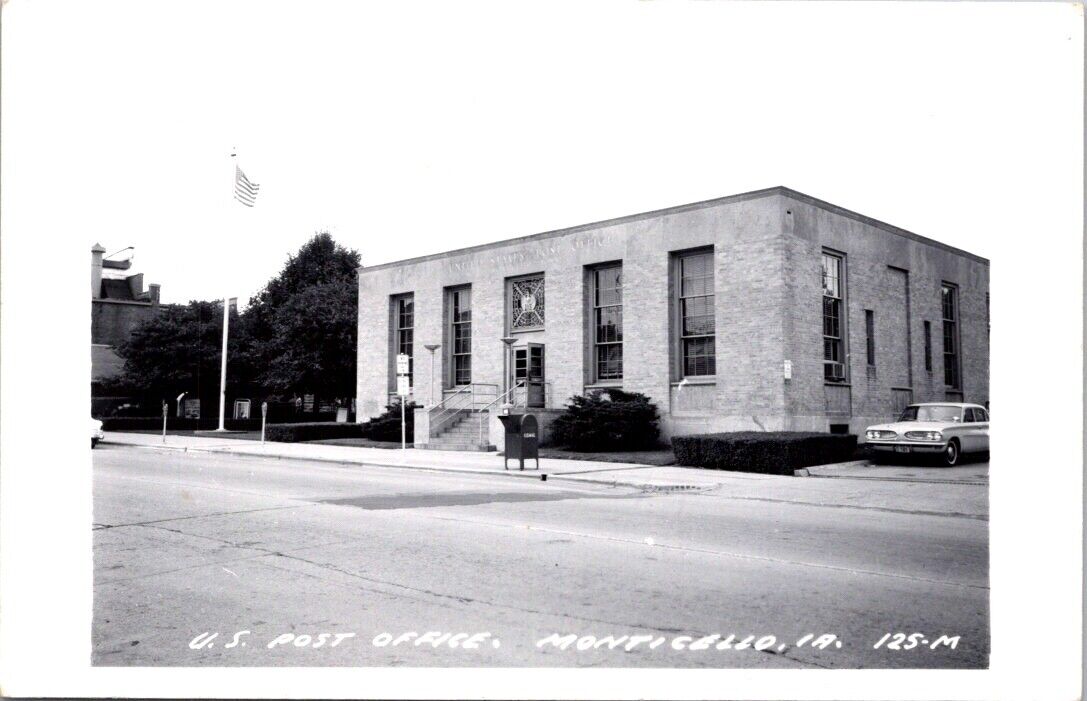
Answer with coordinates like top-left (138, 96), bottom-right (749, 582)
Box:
top-left (942, 283), bottom-right (960, 388)
top-left (395, 294), bottom-right (414, 383)
top-left (450, 287), bottom-right (472, 386)
top-left (678, 251), bottom-right (715, 376)
top-left (592, 265), bottom-right (623, 381)
top-left (822, 252), bottom-right (845, 381)
top-left (923, 321), bottom-right (933, 372)
top-left (865, 309), bottom-right (876, 366)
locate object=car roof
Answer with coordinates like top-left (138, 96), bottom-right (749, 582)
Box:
top-left (909, 402), bottom-right (985, 408)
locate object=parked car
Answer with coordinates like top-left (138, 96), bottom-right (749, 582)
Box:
top-left (864, 403), bottom-right (989, 466)
top-left (91, 418), bottom-right (105, 448)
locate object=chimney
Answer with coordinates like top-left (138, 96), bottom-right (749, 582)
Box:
top-left (148, 283), bottom-right (161, 306)
top-left (91, 243), bottom-right (105, 299)
top-left (127, 273), bottom-right (145, 299)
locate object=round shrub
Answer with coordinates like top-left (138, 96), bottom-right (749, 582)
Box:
top-left (550, 389), bottom-right (660, 451)
top-left (365, 400), bottom-right (418, 442)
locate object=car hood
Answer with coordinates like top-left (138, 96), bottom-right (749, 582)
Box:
top-left (866, 420), bottom-right (958, 433)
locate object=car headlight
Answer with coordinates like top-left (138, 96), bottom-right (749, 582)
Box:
top-left (905, 430), bottom-right (943, 441)
top-left (867, 430), bottom-right (896, 440)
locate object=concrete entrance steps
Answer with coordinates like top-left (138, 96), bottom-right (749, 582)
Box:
top-left (425, 411), bottom-right (494, 452)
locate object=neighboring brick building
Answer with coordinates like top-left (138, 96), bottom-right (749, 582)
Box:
top-left (356, 187), bottom-right (989, 449)
top-left (91, 243), bottom-right (161, 385)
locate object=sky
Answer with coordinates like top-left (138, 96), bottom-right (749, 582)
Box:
top-left (3, 1), bottom-right (1081, 305)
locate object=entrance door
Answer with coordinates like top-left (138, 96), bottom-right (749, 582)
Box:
top-left (513, 344), bottom-right (545, 408)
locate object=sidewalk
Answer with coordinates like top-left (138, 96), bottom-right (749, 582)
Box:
top-left (102, 432), bottom-right (988, 519)
top-left (104, 431), bottom-right (655, 478)
top-left (807, 459), bottom-right (989, 485)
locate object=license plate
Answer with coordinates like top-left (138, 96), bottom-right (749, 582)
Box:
top-left (895, 446), bottom-right (911, 453)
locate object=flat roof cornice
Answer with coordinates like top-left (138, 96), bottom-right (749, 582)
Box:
top-left (359, 186), bottom-right (988, 273)
top-left (777, 188), bottom-right (988, 265)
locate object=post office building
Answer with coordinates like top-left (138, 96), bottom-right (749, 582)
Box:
top-left (355, 187), bottom-right (989, 450)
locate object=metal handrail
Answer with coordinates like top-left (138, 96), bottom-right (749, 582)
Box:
top-left (429, 385), bottom-right (473, 434)
top-left (478, 379), bottom-right (526, 444)
top-left (429, 383), bottom-right (499, 435)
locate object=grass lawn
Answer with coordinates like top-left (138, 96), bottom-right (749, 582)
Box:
top-left (310, 437), bottom-right (407, 449)
top-left (116, 429), bottom-right (406, 449)
top-left (535, 446), bottom-right (675, 466)
top-left (122, 429), bottom-right (265, 440)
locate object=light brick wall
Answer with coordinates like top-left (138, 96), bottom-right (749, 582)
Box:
top-left (356, 275), bottom-right (392, 419)
top-left (357, 188), bottom-right (989, 439)
top-left (782, 195), bottom-right (990, 435)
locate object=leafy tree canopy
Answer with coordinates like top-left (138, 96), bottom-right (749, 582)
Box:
top-left (242, 232), bottom-right (360, 397)
top-left (115, 300), bottom-right (254, 403)
top-left (247, 232), bottom-right (360, 319)
top-left (114, 232), bottom-right (361, 407)
top-left (256, 280), bottom-right (358, 397)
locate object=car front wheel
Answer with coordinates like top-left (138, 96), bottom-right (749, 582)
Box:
top-left (941, 440), bottom-right (959, 467)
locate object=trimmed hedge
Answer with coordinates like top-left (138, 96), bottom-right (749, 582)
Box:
top-left (550, 389), bottom-right (661, 452)
top-left (265, 422), bottom-right (368, 443)
top-left (100, 417), bottom-right (265, 432)
top-left (671, 431), bottom-right (858, 475)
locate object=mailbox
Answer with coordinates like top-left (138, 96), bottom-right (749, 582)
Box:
top-left (497, 413), bottom-right (539, 471)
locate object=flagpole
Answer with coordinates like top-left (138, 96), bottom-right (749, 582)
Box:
top-left (218, 295), bottom-right (229, 431)
top-left (218, 147), bottom-right (256, 431)
top-left (218, 148), bottom-right (236, 432)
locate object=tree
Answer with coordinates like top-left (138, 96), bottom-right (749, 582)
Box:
top-left (242, 232), bottom-right (360, 397)
top-left (256, 281), bottom-right (357, 397)
top-left (113, 232), bottom-right (360, 413)
top-left (115, 300), bottom-right (256, 412)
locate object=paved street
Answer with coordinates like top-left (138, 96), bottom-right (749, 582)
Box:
top-left (93, 443), bottom-right (988, 668)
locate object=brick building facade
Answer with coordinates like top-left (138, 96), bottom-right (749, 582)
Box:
top-left (356, 187), bottom-right (989, 449)
top-left (91, 243), bottom-right (161, 384)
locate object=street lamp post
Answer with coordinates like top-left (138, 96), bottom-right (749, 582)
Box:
top-left (500, 336), bottom-right (517, 410)
top-left (424, 344), bottom-right (441, 407)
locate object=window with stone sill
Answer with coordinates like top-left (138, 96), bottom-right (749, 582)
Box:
top-left (942, 283), bottom-right (961, 389)
top-left (677, 250), bottom-right (715, 377)
top-left (822, 252), bottom-right (846, 382)
top-left (449, 286), bottom-right (472, 386)
top-left (592, 264), bottom-right (623, 381)
top-left (393, 293), bottom-right (414, 383)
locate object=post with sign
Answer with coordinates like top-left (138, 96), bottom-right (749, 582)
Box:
top-left (161, 401), bottom-right (169, 444)
top-left (396, 353), bottom-right (410, 450)
top-left (261, 401), bottom-right (269, 443)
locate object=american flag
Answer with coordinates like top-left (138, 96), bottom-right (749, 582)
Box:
top-left (234, 165), bottom-right (260, 207)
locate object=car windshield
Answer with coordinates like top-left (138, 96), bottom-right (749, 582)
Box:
top-left (898, 405), bottom-right (962, 422)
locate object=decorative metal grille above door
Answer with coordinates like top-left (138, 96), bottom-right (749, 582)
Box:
top-left (511, 276), bottom-right (545, 330)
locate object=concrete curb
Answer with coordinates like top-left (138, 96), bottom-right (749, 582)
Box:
top-left (115, 442), bottom-right (548, 479)
top-left (808, 473), bottom-right (988, 486)
top-left (803, 458), bottom-right (988, 486)
top-left (107, 441), bottom-right (725, 491)
top-left (804, 459), bottom-right (871, 471)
